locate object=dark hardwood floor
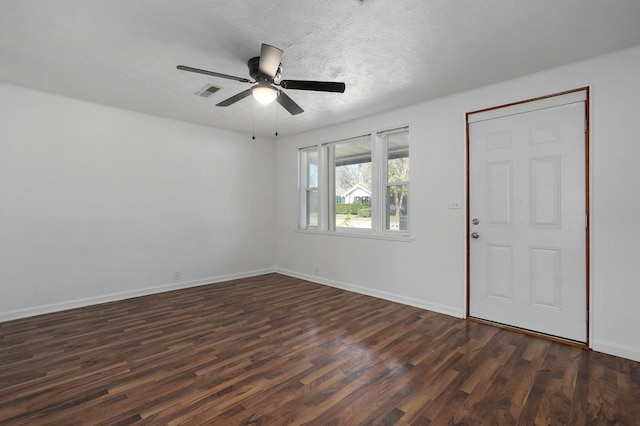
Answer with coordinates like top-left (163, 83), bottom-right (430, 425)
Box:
top-left (1, 273), bottom-right (638, 425)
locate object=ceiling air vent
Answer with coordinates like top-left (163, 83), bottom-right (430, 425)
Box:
top-left (196, 84), bottom-right (221, 98)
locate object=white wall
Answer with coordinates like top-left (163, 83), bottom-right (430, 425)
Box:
top-left (274, 46), bottom-right (640, 362)
top-left (0, 83), bottom-right (276, 321)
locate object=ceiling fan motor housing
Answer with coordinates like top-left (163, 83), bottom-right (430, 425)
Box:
top-left (248, 56), bottom-right (281, 83)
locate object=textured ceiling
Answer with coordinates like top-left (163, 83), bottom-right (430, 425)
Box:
top-left (1, 0), bottom-right (640, 137)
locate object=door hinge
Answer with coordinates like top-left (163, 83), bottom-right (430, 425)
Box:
top-left (585, 119), bottom-right (588, 133)
top-left (585, 214), bottom-right (588, 229)
top-left (586, 311), bottom-right (589, 323)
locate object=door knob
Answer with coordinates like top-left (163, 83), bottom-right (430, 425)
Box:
top-left (472, 218), bottom-right (479, 225)
top-left (471, 232), bottom-right (480, 239)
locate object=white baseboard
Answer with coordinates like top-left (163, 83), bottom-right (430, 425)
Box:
top-left (5, 268), bottom-right (639, 363)
top-left (0, 268), bottom-right (276, 323)
top-left (278, 270), bottom-right (640, 363)
top-left (592, 339), bottom-right (640, 363)
top-left (276, 268), bottom-right (464, 319)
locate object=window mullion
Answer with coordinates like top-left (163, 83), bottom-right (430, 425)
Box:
top-left (299, 150), bottom-right (308, 229)
top-left (371, 133), bottom-right (382, 234)
top-left (321, 144), bottom-right (332, 231)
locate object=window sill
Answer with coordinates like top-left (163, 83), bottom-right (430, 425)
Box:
top-left (295, 228), bottom-right (414, 242)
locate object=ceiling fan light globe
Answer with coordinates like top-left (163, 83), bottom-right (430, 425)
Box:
top-left (252, 86), bottom-right (278, 104)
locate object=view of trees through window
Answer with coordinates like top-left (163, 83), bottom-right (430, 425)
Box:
top-left (385, 131), bottom-right (409, 231)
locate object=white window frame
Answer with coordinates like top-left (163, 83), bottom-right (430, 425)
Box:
top-left (298, 125), bottom-right (411, 240)
top-left (325, 134), bottom-right (375, 236)
top-left (379, 127), bottom-right (410, 236)
top-left (298, 146), bottom-right (320, 230)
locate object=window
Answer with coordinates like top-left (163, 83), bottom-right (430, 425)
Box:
top-left (299, 146), bottom-right (319, 228)
top-left (298, 126), bottom-right (410, 237)
top-left (382, 128), bottom-right (409, 231)
top-left (332, 135), bottom-right (372, 230)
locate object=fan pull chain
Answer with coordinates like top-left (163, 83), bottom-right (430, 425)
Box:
top-left (252, 98), bottom-right (256, 140)
top-left (275, 99), bottom-right (279, 137)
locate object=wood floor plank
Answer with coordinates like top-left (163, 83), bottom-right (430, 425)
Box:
top-left (1, 273), bottom-right (639, 425)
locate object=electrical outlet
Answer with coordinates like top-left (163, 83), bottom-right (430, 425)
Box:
top-left (315, 266), bottom-right (320, 276)
top-left (173, 270), bottom-right (181, 281)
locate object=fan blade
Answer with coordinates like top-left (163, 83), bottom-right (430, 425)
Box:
top-left (279, 80), bottom-right (345, 93)
top-left (177, 65), bottom-right (251, 83)
top-left (216, 89), bottom-right (253, 107)
top-left (259, 44), bottom-right (283, 78)
top-left (277, 91), bottom-right (304, 115)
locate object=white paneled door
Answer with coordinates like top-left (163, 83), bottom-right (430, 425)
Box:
top-left (468, 91), bottom-right (588, 343)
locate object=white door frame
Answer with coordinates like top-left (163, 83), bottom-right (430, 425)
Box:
top-left (465, 87), bottom-right (591, 346)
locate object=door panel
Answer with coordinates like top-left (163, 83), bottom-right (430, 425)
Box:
top-left (469, 98), bottom-right (587, 342)
top-left (486, 161), bottom-right (512, 226)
